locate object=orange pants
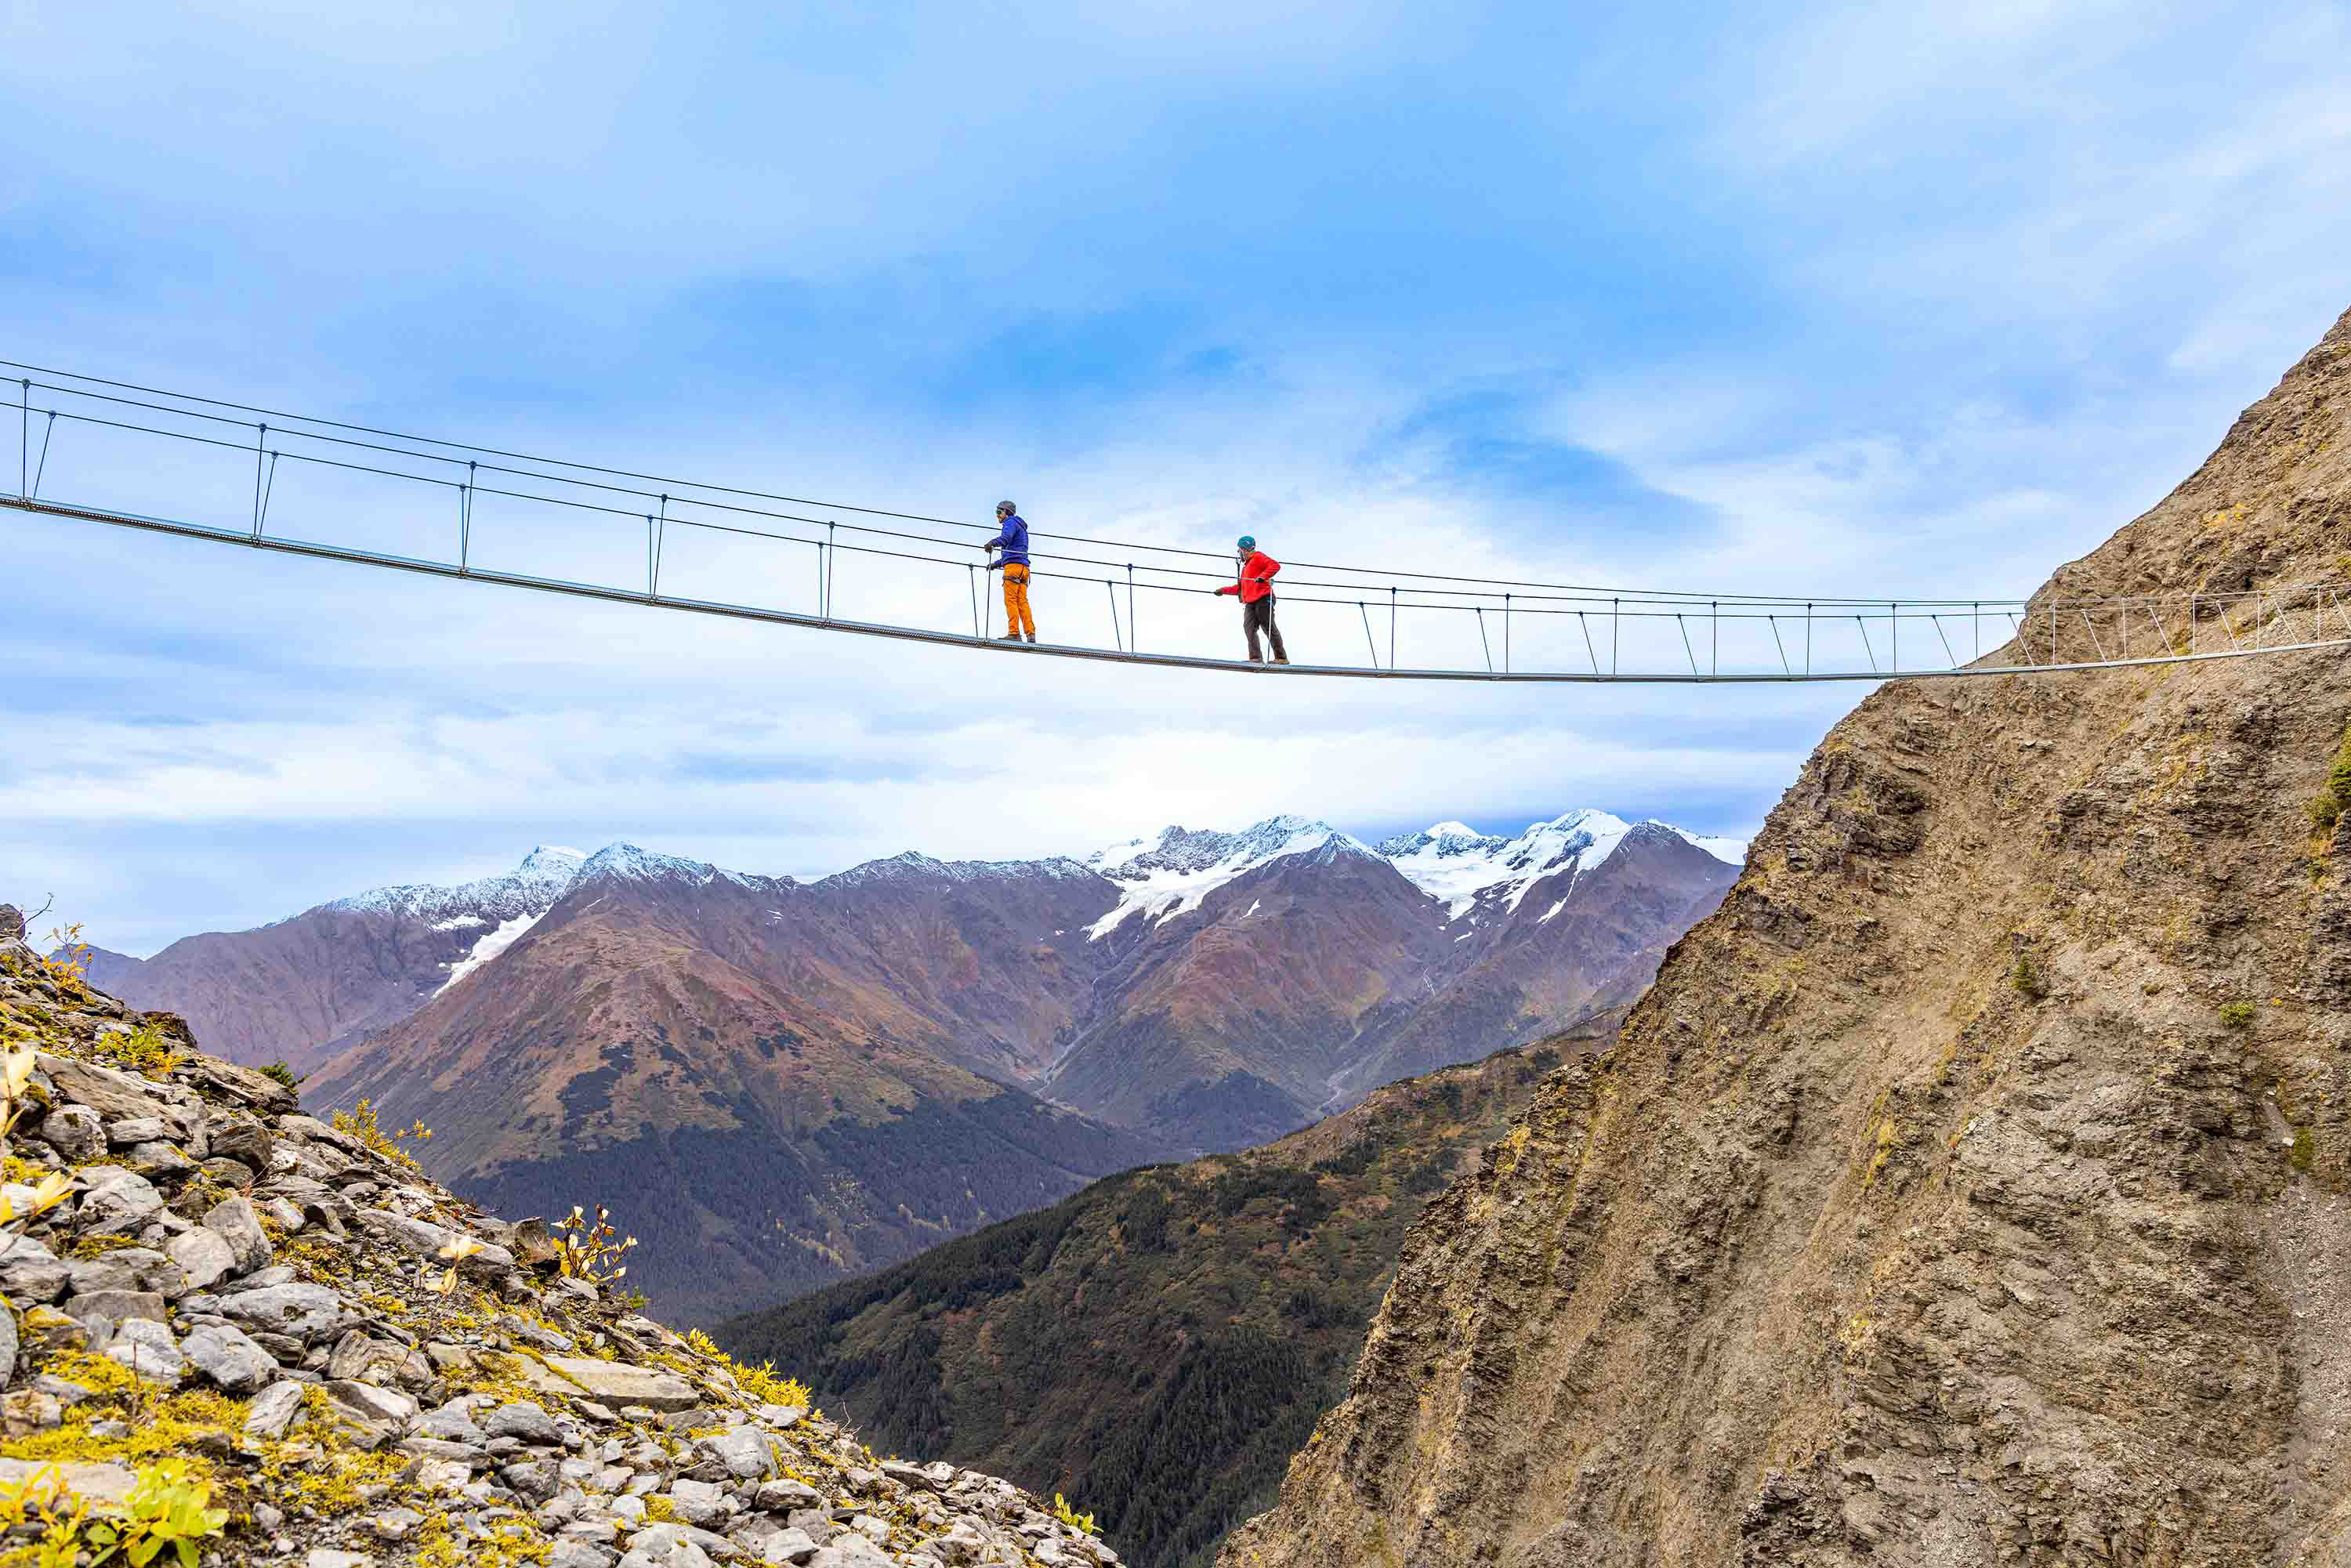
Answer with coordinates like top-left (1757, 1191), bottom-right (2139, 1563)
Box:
top-left (1001, 563), bottom-right (1036, 637)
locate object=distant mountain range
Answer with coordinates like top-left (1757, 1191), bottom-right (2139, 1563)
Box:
top-left (93, 811), bottom-right (1741, 1319)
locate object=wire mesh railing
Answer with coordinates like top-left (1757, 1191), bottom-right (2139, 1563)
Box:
top-left (8, 360), bottom-right (2351, 682)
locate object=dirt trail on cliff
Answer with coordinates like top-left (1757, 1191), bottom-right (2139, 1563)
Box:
top-left (1221, 305), bottom-right (2351, 1568)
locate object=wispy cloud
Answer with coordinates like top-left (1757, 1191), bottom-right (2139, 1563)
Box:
top-left (1, 0), bottom-right (2345, 952)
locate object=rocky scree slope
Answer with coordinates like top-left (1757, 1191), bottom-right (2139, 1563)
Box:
top-left (1223, 307), bottom-right (2351, 1568)
top-left (0, 908), bottom-right (1124, 1568)
top-left (718, 1026), bottom-right (1614, 1568)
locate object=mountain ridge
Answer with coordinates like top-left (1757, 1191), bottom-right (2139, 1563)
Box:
top-left (1219, 305), bottom-right (2351, 1566)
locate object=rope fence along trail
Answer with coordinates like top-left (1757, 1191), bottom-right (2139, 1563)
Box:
top-left (8, 359), bottom-right (2351, 683)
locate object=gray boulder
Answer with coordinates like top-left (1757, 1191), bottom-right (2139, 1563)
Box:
top-left (807, 1540), bottom-right (892, 1568)
top-left (762, 1529), bottom-right (819, 1566)
top-left (485, 1400), bottom-right (565, 1447)
top-left (0, 1234), bottom-right (68, 1302)
top-left (105, 1116), bottom-right (173, 1146)
top-left (357, 1209), bottom-right (515, 1279)
top-left (328, 1380), bottom-right (418, 1426)
top-left (102, 1318), bottom-right (186, 1386)
top-left (415, 1400), bottom-right (489, 1444)
top-left (65, 1290), bottom-right (167, 1334)
top-left (180, 1324), bottom-right (278, 1393)
top-left (210, 1118), bottom-right (276, 1172)
top-left (697, 1427), bottom-right (777, 1480)
top-left (67, 1248), bottom-right (188, 1301)
top-left (36, 1106), bottom-right (103, 1162)
top-left (501, 1458), bottom-right (561, 1503)
top-left (164, 1226), bottom-right (237, 1292)
top-left (664, 1479), bottom-right (734, 1527)
top-left (77, 1169), bottom-right (165, 1227)
top-left (753, 1479), bottom-right (823, 1513)
top-left (220, 1282), bottom-right (343, 1342)
top-left (202, 1196), bottom-right (272, 1274)
top-left (245, 1380), bottom-right (308, 1439)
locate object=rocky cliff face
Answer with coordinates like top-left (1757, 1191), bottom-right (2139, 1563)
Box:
top-left (0, 907), bottom-right (1120, 1568)
top-left (1222, 306), bottom-right (2351, 1568)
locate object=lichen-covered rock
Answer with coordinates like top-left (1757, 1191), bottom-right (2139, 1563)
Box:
top-left (0, 918), bottom-right (1123, 1568)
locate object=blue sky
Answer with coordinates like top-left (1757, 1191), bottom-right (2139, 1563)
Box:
top-left (2, 1), bottom-right (2347, 954)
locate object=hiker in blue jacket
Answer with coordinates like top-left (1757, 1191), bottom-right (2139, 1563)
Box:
top-left (981, 500), bottom-right (1036, 643)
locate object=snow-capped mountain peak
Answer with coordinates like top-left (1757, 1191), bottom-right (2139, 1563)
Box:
top-left (517, 844), bottom-right (587, 876)
top-left (321, 845), bottom-right (585, 925)
top-left (1376, 809), bottom-right (1742, 923)
top-left (818, 851), bottom-right (1098, 890)
top-left (1084, 815), bottom-right (1363, 940)
top-left (572, 842), bottom-right (776, 892)
top-left (1373, 821), bottom-right (1512, 863)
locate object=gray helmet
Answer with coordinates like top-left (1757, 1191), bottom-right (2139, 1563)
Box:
top-left (996, 499), bottom-right (1017, 516)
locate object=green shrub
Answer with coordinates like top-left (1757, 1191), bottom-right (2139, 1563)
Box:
top-left (2309, 722), bottom-right (2351, 842)
top-left (2010, 954), bottom-right (2047, 1000)
top-left (2219, 1001), bottom-right (2256, 1030)
top-left (259, 1060), bottom-right (301, 1090)
top-left (2293, 1126), bottom-right (2317, 1174)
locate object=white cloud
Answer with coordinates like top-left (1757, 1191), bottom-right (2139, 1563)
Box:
top-left (3, 0), bottom-right (2347, 954)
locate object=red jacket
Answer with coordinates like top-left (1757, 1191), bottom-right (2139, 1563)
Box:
top-left (1216, 549), bottom-right (1281, 604)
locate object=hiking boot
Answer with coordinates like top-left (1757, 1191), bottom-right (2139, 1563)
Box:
top-left (997, 632), bottom-right (1024, 642)
top-left (1025, 634), bottom-right (1038, 644)
top-left (1272, 655), bottom-right (1291, 664)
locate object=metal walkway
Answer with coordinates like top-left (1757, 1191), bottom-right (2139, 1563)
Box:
top-left (10, 360), bottom-right (2351, 683)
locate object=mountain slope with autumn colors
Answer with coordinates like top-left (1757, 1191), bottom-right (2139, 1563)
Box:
top-left (302, 845), bottom-right (1167, 1323)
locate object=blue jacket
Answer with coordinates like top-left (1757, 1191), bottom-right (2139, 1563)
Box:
top-left (985, 513), bottom-right (1031, 569)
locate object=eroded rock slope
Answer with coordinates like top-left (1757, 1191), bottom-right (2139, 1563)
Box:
top-left (0, 907), bottom-right (1121, 1568)
top-left (1223, 308), bottom-right (2351, 1568)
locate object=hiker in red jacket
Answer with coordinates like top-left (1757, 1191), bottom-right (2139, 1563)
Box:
top-left (1215, 535), bottom-right (1289, 664)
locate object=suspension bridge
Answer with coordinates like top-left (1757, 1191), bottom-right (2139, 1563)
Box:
top-left (9, 360), bottom-right (2349, 683)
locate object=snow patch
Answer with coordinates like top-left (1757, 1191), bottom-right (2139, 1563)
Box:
top-left (1378, 810), bottom-right (1631, 922)
top-left (432, 914), bottom-right (487, 932)
top-left (1084, 816), bottom-right (1361, 940)
top-left (437, 911), bottom-right (544, 995)
top-left (1667, 827), bottom-right (1748, 866)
